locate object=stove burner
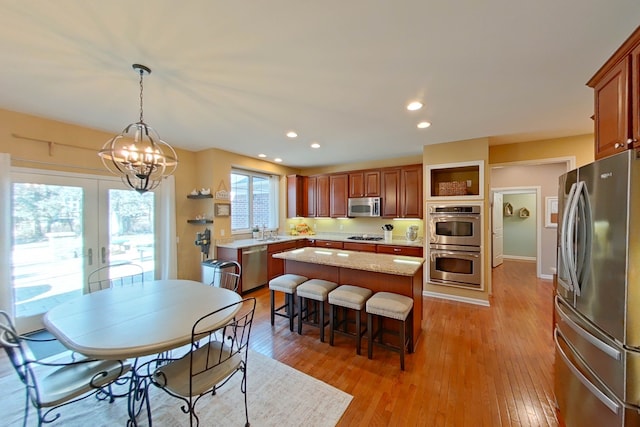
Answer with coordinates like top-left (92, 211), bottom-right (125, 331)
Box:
top-left (347, 236), bottom-right (383, 241)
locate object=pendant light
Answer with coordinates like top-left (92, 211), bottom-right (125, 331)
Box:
top-left (99, 64), bottom-right (178, 193)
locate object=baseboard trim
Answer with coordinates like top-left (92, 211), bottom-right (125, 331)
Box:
top-left (539, 274), bottom-right (553, 280)
top-left (423, 291), bottom-right (491, 307)
top-left (503, 255), bottom-right (536, 262)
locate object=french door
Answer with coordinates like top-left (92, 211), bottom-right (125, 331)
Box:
top-left (11, 170), bottom-right (156, 333)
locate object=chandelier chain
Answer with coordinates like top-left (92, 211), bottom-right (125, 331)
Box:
top-left (138, 69), bottom-right (144, 123)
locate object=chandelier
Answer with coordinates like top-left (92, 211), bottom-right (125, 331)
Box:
top-left (99, 64), bottom-right (178, 193)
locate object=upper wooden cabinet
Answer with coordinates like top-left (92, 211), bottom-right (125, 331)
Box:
top-left (330, 173), bottom-right (349, 217)
top-left (316, 175), bottom-right (330, 217)
top-left (306, 175), bottom-right (317, 218)
top-left (381, 168), bottom-right (400, 217)
top-left (381, 165), bottom-right (422, 218)
top-left (632, 42), bottom-right (640, 151)
top-left (287, 165), bottom-right (422, 219)
top-left (348, 170), bottom-right (381, 197)
top-left (400, 165), bottom-right (423, 218)
top-left (286, 175), bottom-right (307, 218)
top-left (587, 26), bottom-right (640, 159)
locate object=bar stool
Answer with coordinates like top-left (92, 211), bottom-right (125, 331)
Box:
top-left (328, 285), bottom-right (372, 355)
top-left (366, 292), bottom-right (413, 370)
top-left (269, 274), bottom-right (308, 331)
top-left (297, 279), bottom-right (339, 342)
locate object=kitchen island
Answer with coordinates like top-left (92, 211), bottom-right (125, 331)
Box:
top-left (273, 247), bottom-right (425, 349)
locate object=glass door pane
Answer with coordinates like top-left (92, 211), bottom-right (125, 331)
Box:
top-left (100, 183), bottom-right (155, 282)
top-left (11, 173), bottom-right (97, 333)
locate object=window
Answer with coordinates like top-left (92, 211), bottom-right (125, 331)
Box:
top-left (230, 169), bottom-right (278, 233)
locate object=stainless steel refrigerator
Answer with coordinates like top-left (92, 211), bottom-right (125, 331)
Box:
top-left (555, 149), bottom-right (640, 426)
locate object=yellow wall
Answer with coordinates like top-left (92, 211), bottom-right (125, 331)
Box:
top-left (423, 137), bottom-right (491, 303)
top-left (0, 107), bottom-right (597, 287)
top-left (489, 134), bottom-right (594, 167)
top-left (0, 108), bottom-right (297, 280)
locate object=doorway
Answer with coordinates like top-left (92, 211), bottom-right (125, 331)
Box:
top-left (10, 169), bottom-right (156, 333)
top-left (490, 160), bottom-right (570, 279)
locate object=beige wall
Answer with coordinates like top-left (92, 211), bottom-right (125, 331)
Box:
top-left (423, 137), bottom-right (491, 303)
top-left (489, 134), bottom-right (594, 167)
top-left (0, 107), bottom-right (597, 289)
top-left (0, 108), bottom-right (297, 280)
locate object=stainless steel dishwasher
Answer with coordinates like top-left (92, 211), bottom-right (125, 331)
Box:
top-left (241, 245), bottom-right (268, 292)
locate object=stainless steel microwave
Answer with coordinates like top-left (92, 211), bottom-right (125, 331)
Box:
top-left (348, 197), bottom-right (381, 217)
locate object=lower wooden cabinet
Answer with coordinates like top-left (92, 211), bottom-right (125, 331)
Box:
top-left (311, 239), bottom-right (344, 249)
top-left (376, 244), bottom-right (423, 257)
top-left (267, 240), bottom-right (299, 281)
top-left (343, 242), bottom-right (377, 252)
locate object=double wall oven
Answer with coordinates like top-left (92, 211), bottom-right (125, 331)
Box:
top-left (428, 204), bottom-right (482, 289)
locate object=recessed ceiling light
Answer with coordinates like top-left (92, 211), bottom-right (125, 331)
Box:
top-left (258, 153), bottom-right (267, 158)
top-left (274, 158), bottom-right (283, 163)
top-left (286, 131), bottom-right (298, 138)
top-left (417, 121), bottom-right (431, 129)
top-left (407, 101), bottom-right (423, 111)
top-left (310, 142), bottom-right (321, 149)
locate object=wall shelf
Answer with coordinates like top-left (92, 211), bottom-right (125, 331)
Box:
top-left (187, 194), bottom-right (213, 199)
top-left (426, 160), bottom-right (484, 200)
top-left (187, 219), bottom-right (213, 224)
top-left (504, 202), bottom-right (513, 216)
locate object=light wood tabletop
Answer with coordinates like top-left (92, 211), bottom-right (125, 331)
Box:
top-left (44, 279), bottom-right (242, 360)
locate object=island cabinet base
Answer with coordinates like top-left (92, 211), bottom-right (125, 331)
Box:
top-left (283, 260), bottom-right (423, 350)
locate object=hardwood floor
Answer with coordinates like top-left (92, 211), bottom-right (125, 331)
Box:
top-left (248, 260), bottom-right (558, 426)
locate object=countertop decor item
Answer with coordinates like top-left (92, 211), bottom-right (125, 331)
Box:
top-left (405, 226), bottom-right (418, 241)
top-left (98, 64), bottom-right (178, 193)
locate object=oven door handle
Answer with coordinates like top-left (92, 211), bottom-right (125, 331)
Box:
top-left (430, 214), bottom-right (479, 221)
top-left (431, 251), bottom-right (480, 259)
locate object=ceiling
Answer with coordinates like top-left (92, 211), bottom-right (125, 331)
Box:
top-left (1, 1), bottom-right (639, 169)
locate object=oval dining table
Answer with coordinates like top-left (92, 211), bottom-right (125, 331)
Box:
top-left (43, 279), bottom-right (243, 426)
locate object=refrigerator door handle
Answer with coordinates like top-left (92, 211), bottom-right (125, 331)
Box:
top-left (565, 181), bottom-right (584, 296)
top-left (554, 328), bottom-right (620, 414)
top-left (555, 296), bottom-right (621, 360)
top-left (559, 182), bottom-right (577, 293)
top-left (575, 182), bottom-right (593, 289)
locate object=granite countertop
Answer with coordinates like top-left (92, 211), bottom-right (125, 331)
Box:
top-left (215, 233), bottom-right (424, 250)
top-left (272, 247), bottom-right (424, 276)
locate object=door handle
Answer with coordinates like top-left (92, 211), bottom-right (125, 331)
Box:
top-left (88, 248), bottom-right (93, 266)
top-left (101, 246), bottom-right (107, 264)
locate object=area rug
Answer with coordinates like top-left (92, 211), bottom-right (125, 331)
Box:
top-left (0, 350), bottom-right (352, 426)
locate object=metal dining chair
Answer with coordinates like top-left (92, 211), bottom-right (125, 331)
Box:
top-left (150, 298), bottom-right (256, 427)
top-left (209, 260), bottom-right (241, 293)
top-left (0, 311), bottom-right (131, 427)
top-left (87, 261), bottom-right (144, 293)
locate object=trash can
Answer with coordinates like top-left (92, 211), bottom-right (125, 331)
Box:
top-left (201, 260), bottom-right (240, 287)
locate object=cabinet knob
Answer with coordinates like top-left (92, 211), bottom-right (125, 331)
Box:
top-left (627, 138), bottom-right (638, 144)
top-left (615, 142), bottom-right (626, 149)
